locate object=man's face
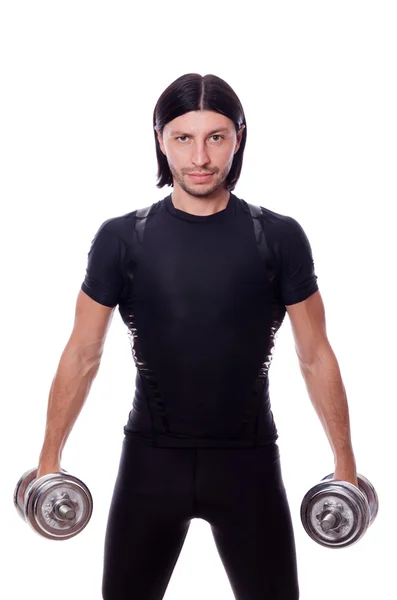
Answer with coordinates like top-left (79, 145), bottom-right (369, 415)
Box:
top-left (156, 110), bottom-right (244, 198)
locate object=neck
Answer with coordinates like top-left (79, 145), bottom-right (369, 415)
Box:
top-left (171, 190), bottom-right (231, 217)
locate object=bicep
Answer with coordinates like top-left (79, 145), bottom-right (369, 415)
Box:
top-left (80, 220), bottom-right (124, 308)
top-left (66, 289), bottom-right (116, 363)
top-left (286, 289), bottom-right (330, 366)
top-left (277, 216), bottom-right (319, 306)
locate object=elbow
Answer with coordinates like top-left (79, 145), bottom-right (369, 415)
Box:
top-left (298, 342), bottom-right (337, 373)
top-left (61, 343), bottom-right (102, 376)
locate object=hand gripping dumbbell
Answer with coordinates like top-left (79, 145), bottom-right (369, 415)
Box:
top-left (14, 467), bottom-right (93, 540)
top-left (300, 473), bottom-right (379, 549)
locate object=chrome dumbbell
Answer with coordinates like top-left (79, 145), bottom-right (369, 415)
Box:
top-left (14, 467), bottom-right (93, 540)
top-left (300, 473), bottom-right (379, 548)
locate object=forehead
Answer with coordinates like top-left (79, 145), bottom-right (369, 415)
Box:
top-left (166, 110), bottom-right (233, 135)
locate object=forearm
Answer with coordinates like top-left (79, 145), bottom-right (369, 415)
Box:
top-left (38, 346), bottom-right (100, 468)
top-left (299, 347), bottom-right (356, 469)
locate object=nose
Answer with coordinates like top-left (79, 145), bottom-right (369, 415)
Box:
top-left (190, 139), bottom-right (211, 166)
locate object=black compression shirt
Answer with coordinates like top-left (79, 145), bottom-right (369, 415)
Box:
top-left (81, 192), bottom-right (319, 447)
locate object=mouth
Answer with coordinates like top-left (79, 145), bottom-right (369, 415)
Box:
top-left (188, 173), bottom-right (214, 181)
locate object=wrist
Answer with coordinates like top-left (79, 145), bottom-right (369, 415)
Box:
top-left (334, 453), bottom-right (356, 469)
top-left (39, 449), bottom-right (61, 466)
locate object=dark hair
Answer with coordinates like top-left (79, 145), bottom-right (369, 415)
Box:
top-left (153, 73), bottom-right (247, 191)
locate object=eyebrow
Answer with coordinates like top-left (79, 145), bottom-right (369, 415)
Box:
top-left (169, 128), bottom-right (230, 136)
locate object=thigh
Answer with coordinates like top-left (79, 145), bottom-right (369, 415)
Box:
top-left (102, 437), bottom-right (193, 600)
top-left (204, 447), bottom-right (299, 600)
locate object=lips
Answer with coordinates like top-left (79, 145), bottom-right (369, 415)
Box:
top-left (189, 173), bottom-right (213, 180)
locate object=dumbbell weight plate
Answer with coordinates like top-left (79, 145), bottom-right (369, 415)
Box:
top-left (322, 473), bottom-right (379, 525)
top-left (14, 468), bottom-right (37, 520)
top-left (25, 472), bottom-right (93, 540)
top-left (13, 467), bottom-right (68, 522)
top-left (359, 476), bottom-right (379, 524)
top-left (301, 479), bottom-right (370, 548)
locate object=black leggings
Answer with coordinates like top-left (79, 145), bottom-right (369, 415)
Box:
top-left (102, 435), bottom-right (300, 599)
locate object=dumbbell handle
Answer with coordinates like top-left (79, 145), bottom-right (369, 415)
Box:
top-left (53, 499), bottom-right (76, 521)
top-left (319, 510), bottom-right (340, 533)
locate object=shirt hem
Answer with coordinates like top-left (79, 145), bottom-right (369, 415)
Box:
top-left (123, 428), bottom-right (278, 448)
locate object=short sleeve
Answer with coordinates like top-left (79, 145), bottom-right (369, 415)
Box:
top-left (81, 220), bottom-right (124, 308)
top-left (277, 216), bottom-right (319, 306)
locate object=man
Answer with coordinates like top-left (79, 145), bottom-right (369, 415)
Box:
top-left (37, 73), bottom-right (358, 599)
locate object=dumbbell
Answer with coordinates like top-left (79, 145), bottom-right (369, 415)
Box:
top-left (14, 467), bottom-right (93, 540)
top-left (300, 473), bottom-right (378, 549)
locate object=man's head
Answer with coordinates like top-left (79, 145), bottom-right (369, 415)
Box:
top-left (153, 74), bottom-right (247, 196)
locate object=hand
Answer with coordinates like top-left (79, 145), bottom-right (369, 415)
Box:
top-left (37, 463), bottom-right (61, 480)
top-left (332, 465), bottom-right (359, 489)
top-left (37, 450), bottom-right (61, 480)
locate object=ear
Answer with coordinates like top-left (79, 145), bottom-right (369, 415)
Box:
top-left (235, 124), bottom-right (245, 153)
top-left (155, 127), bottom-right (165, 154)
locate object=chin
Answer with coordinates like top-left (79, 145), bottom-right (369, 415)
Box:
top-left (183, 177), bottom-right (223, 194)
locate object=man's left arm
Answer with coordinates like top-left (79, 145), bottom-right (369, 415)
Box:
top-left (286, 289), bottom-right (358, 487)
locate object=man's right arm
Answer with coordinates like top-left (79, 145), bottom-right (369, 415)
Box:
top-left (37, 289), bottom-right (116, 478)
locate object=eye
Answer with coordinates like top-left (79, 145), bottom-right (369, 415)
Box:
top-left (175, 135), bottom-right (225, 143)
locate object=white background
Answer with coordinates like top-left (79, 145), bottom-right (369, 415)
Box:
top-left (2, 1), bottom-right (395, 598)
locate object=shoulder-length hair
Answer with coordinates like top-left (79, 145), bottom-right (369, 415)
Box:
top-left (153, 73), bottom-right (247, 192)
